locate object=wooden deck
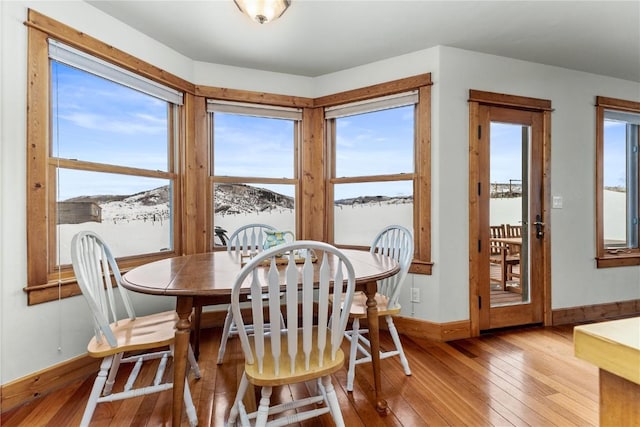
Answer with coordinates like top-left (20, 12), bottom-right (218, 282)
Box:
top-left (490, 263), bottom-right (523, 305)
top-left (1, 323), bottom-right (599, 426)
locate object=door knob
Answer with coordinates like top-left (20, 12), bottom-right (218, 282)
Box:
top-left (534, 214), bottom-right (545, 239)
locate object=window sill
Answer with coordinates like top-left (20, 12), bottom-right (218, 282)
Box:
top-left (410, 260), bottom-right (433, 275)
top-left (596, 253), bottom-right (640, 268)
top-left (24, 280), bottom-right (83, 305)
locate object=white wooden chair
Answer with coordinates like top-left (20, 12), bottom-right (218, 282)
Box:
top-left (192, 224), bottom-right (279, 360)
top-left (343, 225), bottom-right (413, 391)
top-left (71, 231), bottom-right (201, 427)
top-left (216, 223), bottom-right (288, 364)
top-left (227, 241), bottom-right (356, 427)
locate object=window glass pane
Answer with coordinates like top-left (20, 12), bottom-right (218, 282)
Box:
top-left (56, 169), bottom-right (173, 264)
top-left (213, 113), bottom-right (294, 178)
top-left (51, 61), bottom-right (169, 171)
top-left (213, 183), bottom-right (295, 247)
top-left (490, 122), bottom-right (523, 226)
top-left (603, 110), bottom-right (639, 249)
top-left (335, 105), bottom-right (414, 177)
top-left (334, 181), bottom-right (413, 246)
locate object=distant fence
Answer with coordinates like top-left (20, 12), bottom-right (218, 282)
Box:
top-left (491, 180), bottom-right (522, 198)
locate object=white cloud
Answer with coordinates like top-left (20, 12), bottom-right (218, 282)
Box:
top-left (60, 112), bottom-right (165, 134)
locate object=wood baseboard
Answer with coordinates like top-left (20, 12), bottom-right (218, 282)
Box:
top-left (1, 354), bottom-right (100, 414)
top-left (199, 307), bottom-right (230, 329)
top-left (202, 310), bottom-right (472, 342)
top-left (552, 299), bottom-right (640, 325)
top-left (391, 316), bottom-right (471, 341)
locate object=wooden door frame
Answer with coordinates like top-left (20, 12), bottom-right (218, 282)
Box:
top-left (468, 90), bottom-right (553, 336)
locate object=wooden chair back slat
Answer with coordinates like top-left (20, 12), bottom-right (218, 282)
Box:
top-left (227, 223), bottom-right (277, 256)
top-left (71, 231), bottom-right (135, 347)
top-left (506, 224), bottom-right (522, 238)
top-left (490, 224), bottom-right (507, 256)
top-left (370, 225), bottom-right (413, 308)
top-left (231, 241), bottom-right (356, 377)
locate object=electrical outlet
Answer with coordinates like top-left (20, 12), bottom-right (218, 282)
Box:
top-left (411, 287), bottom-right (420, 303)
top-left (552, 195), bottom-right (563, 209)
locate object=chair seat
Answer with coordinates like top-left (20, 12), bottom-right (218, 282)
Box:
top-left (330, 291), bottom-right (401, 319)
top-left (244, 328), bottom-right (345, 387)
top-left (490, 253), bottom-right (520, 264)
top-left (87, 310), bottom-right (177, 358)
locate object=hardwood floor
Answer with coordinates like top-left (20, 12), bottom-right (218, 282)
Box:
top-left (1, 324), bottom-right (598, 426)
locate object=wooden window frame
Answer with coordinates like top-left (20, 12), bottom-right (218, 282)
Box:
top-left (317, 75), bottom-right (433, 274)
top-left (595, 96), bottom-right (640, 268)
top-left (208, 103), bottom-right (303, 243)
top-left (25, 10), bottom-right (194, 304)
top-left (194, 88), bottom-right (315, 251)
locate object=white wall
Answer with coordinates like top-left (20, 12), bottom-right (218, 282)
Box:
top-left (2, 1), bottom-right (640, 386)
top-left (194, 61), bottom-right (314, 97)
top-left (436, 47), bottom-right (640, 317)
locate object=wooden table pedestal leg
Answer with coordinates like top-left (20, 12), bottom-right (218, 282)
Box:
top-left (365, 281), bottom-right (388, 414)
top-left (173, 296), bottom-right (194, 427)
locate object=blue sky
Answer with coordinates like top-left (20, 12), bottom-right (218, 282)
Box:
top-left (490, 123), bottom-right (524, 185)
top-left (52, 62), bottom-right (169, 200)
top-left (59, 61), bottom-right (623, 202)
top-left (56, 62), bottom-right (417, 201)
top-left (213, 113), bottom-right (295, 179)
top-left (603, 121), bottom-right (627, 189)
top-left (210, 105), bottom-right (416, 200)
top-left (335, 106), bottom-right (414, 178)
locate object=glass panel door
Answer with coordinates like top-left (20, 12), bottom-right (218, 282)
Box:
top-left (489, 122), bottom-right (530, 307)
top-left (474, 104), bottom-right (545, 331)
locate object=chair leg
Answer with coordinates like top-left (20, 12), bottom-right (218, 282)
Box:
top-left (192, 304), bottom-right (203, 360)
top-left (228, 371), bottom-right (249, 426)
top-left (80, 356), bottom-right (112, 427)
top-left (187, 344), bottom-right (202, 379)
top-left (103, 352), bottom-right (122, 395)
top-left (322, 376), bottom-right (345, 427)
top-left (346, 318), bottom-right (360, 392)
top-left (183, 377), bottom-right (198, 427)
top-left (255, 386), bottom-right (272, 426)
top-left (217, 305), bottom-right (235, 364)
top-left (386, 315), bottom-right (411, 376)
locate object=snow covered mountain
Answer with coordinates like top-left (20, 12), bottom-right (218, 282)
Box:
top-left (61, 183), bottom-right (413, 224)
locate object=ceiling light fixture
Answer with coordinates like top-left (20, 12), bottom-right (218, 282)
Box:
top-left (234, 0), bottom-right (291, 24)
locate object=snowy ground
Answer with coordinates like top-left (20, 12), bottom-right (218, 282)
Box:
top-left (57, 191), bottom-right (625, 265)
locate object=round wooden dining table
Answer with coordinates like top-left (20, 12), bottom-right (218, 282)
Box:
top-left (121, 248), bottom-right (400, 426)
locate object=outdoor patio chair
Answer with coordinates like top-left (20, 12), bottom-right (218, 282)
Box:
top-left (489, 224), bottom-right (520, 288)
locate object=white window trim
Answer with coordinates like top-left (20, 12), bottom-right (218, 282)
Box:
top-left (324, 91), bottom-right (418, 119)
top-left (207, 100), bottom-right (302, 121)
top-left (48, 39), bottom-right (183, 105)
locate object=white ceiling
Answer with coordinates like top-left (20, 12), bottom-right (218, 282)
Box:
top-left (86, 0), bottom-right (640, 82)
